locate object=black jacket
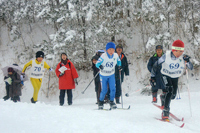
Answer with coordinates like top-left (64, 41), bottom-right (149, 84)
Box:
top-left (115, 53), bottom-right (129, 82)
top-left (147, 53), bottom-right (164, 89)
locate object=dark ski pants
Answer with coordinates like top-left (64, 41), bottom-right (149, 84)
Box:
top-left (163, 76), bottom-right (178, 109)
top-left (95, 81), bottom-right (101, 103)
top-left (115, 79), bottom-right (121, 98)
top-left (59, 89), bottom-right (73, 105)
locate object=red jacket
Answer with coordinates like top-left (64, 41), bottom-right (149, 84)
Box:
top-left (55, 60), bottom-right (79, 90)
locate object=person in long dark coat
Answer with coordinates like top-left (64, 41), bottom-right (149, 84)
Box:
top-left (147, 45), bottom-right (164, 103)
top-left (92, 55), bottom-right (101, 104)
top-left (5, 68), bottom-right (22, 102)
top-left (115, 44), bottom-right (129, 104)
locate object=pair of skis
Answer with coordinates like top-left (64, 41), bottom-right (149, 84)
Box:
top-left (153, 104), bottom-right (184, 128)
top-left (96, 105), bottom-right (131, 111)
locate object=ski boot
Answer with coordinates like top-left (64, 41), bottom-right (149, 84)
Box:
top-left (110, 101), bottom-right (117, 109)
top-left (98, 100), bottom-right (104, 110)
top-left (152, 92), bottom-right (157, 103)
top-left (162, 107), bottom-right (170, 120)
top-left (31, 97), bottom-right (37, 104)
top-left (115, 97), bottom-right (121, 104)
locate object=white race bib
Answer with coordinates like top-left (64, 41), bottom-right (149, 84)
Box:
top-left (100, 53), bottom-right (119, 76)
top-left (30, 60), bottom-right (45, 79)
top-left (161, 51), bottom-right (185, 78)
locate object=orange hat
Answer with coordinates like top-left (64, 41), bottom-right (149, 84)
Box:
top-left (172, 40), bottom-right (184, 52)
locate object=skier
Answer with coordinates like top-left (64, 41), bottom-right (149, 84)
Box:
top-left (91, 55), bottom-right (101, 104)
top-left (115, 44), bottom-right (129, 104)
top-left (96, 42), bottom-right (121, 109)
top-left (22, 51), bottom-right (53, 103)
top-left (4, 68), bottom-right (22, 102)
top-left (147, 45), bottom-right (164, 103)
top-left (55, 53), bottom-right (79, 106)
top-left (150, 40), bottom-right (193, 120)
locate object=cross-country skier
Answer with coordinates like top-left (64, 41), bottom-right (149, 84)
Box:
top-left (115, 44), bottom-right (129, 104)
top-left (150, 40), bottom-right (193, 120)
top-left (147, 45), bottom-right (164, 103)
top-left (96, 42), bottom-right (121, 109)
top-left (55, 53), bottom-right (79, 106)
top-left (22, 51), bottom-right (53, 103)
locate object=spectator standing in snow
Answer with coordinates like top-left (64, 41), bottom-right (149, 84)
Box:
top-left (150, 40), bottom-right (193, 120)
top-left (55, 53), bottom-right (79, 106)
top-left (4, 68), bottom-right (22, 102)
top-left (96, 42), bottom-right (121, 109)
top-left (92, 55), bottom-right (101, 104)
top-left (22, 51), bottom-right (53, 103)
top-left (147, 45), bottom-right (164, 103)
top-left (115, 44), bottom-right (129, 104)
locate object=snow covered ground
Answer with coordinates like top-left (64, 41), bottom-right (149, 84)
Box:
top-left (1, 74), bottom-right (200, 133)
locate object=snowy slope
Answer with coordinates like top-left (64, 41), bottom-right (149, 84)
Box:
top-left (1, 77), bottom-right (200, 133)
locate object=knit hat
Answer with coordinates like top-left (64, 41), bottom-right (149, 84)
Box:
top-left (61, 53), bottom-right (67, 57)
top-left (156, 45), bottom-right (163, 50)
top-left (8, 67), bottom-right (14, 72)
top-left (106, 42), bottom-right (116, 51)
top-left (172, 40), bottom-right (184, 52)
top-left (36, 51), bottom-right (44, 58)
top-left (116, 44), bottom-right (123, 50)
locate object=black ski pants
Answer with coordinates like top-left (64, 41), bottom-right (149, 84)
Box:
top-left (163, 76), bottom-right (178, 109)
top-left (115, 79), bottom-right (121, 98)
top-left (59, 89), bottom-right (73, 105)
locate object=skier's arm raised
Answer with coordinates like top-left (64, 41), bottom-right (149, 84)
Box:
top-left (22, 60), bottom-right (33, 73)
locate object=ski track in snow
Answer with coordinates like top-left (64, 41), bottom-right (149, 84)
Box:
top-left (1, 88), bottom-right (200, 133)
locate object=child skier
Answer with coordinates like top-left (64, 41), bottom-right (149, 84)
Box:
top-left (22, 51), bottom-right (52, 103)
top-left (96, 42), bottom-right (121, 109)
top-left (147, 45), bottom-right (164, 103)
top-left (150, 40), bottom-right (193, 120)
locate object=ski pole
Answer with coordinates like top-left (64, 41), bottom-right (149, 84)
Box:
top-left (82, 71), bottom-right (100, 94)
top-left (186, 68), bottom-right (192, 117)
top-left (46, 72), bottom-right (50, 98)
top-left (119, 70), bottom-right (123, 108)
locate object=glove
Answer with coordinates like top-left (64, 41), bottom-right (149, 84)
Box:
top-left (5, 77), bottom-right (12, 85)
top-left (49, 68), bottom-right (53, 72)
top-left (118, 66), bottom-right (122, 71)
top-left (150, 77), bottom-right (156, 87)
top-left (99, 65), bottom-right (104, 70)
top-left (59, 72), bottom-right (65, 76)
top-left (74, 78), bottom-right (78, 85)
top-left (183, 54), bottom-right (190, 62)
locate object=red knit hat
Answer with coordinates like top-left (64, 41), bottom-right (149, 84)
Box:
top-left (172, 40), bottom-right (184, 52)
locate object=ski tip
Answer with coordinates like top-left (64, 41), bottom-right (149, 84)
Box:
top-left (182, 117), bottom-right (184, 121)
top-left (128, 105), bottom-right (131, 109)
top-left (180, 123), bottom-right (185, 128)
